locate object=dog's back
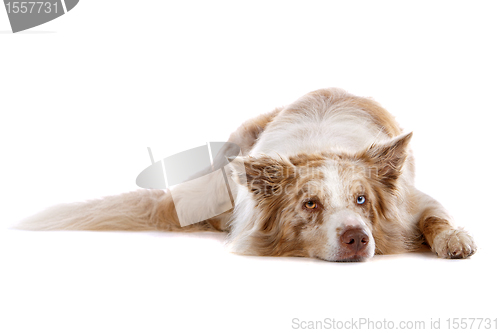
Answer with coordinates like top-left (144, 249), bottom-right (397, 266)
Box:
top-left (252, 88), bottom-right (402, 155)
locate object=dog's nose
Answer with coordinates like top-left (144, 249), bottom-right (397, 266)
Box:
top-left (340, 227), bottom-right (369, 254)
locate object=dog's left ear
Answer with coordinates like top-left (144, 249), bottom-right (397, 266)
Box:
top-left (361, 132), bottom-right (413, 190)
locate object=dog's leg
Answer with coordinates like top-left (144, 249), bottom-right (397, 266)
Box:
top-left (412, 189), bottom-right (476, 259)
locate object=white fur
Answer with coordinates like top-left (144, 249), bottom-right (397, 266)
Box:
top-left (225, 183), bottom-right (267, 255)
top-left (323, 210), bottom-right (376, 261)
top-left (250, 89), bottom-right (391, 157)
top-left (317, 163), bottom-right (376, 261)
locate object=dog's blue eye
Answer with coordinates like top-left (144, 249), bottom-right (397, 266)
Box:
top-left (356, 195), bottom-right (366, 205)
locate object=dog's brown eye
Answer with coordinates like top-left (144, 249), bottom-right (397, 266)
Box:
top-left (304, 201), bottom-right (317, 210)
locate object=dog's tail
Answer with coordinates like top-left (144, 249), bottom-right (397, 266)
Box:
top-left (14, 189), bottom-right (220, 232)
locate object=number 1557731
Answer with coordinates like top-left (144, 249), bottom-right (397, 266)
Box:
top-left (5, 2), bottom-right (59, 14)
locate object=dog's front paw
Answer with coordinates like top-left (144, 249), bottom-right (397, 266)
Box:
top-left (432, 229), bottom-right (477, 259)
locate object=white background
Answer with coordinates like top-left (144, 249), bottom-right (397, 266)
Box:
top-left (1, 1), bottom-right (499, 332)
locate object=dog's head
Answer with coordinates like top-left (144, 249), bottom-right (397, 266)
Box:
top-left (229, 133), bottom-right (413, 262)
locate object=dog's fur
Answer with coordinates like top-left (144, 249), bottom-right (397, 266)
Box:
top-left (17, 88), bottom-right (476, 261)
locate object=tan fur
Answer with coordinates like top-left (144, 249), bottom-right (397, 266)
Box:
top-left (17, 88), bottom-right (476, 261)
top-left (233, 155), bottom-right (328, 258)
top-left (308, 88), bottom-right (403, 137)
top-left (419, 214), bottom-right (476, 258)
top-left (232, 137), bottom-right (418, 258)
top-left (17, 189), bottom-right (219, 232)
top-left (226, 107), bottom-right (282, 155)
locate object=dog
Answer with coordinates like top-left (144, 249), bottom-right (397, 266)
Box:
top-left (17, 88), bottom-right (477, 261)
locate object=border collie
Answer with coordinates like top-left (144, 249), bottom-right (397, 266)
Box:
top-left (18, 88), bottom-right (476, 261)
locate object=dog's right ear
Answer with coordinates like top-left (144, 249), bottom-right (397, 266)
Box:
top-left (228, 155), bottom-right (294, 198)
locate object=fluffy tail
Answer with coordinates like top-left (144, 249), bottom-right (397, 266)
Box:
top-left (15, 189), bottom-right (221, 232)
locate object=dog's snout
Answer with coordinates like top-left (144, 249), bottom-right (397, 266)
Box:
top-left (340, 227), bottom-right (369, 254)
